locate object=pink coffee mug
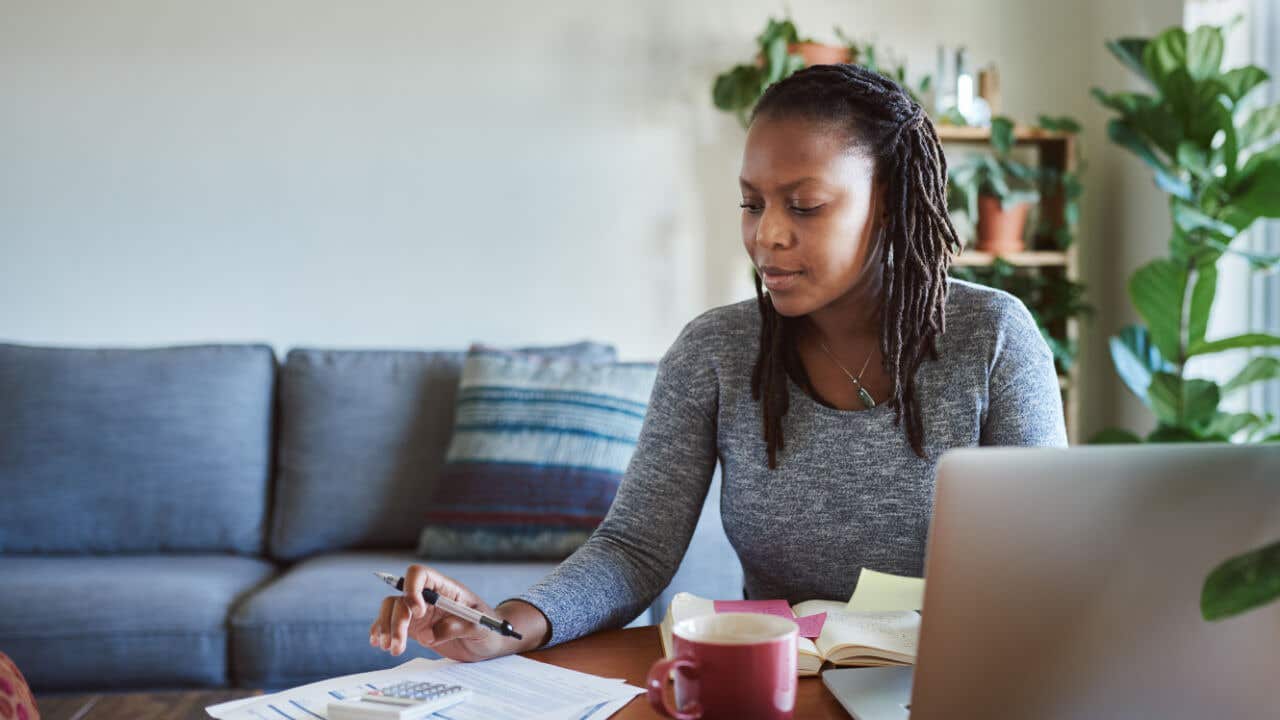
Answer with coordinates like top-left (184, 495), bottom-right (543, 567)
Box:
top-left (646, 612), bottom-right (798, 720)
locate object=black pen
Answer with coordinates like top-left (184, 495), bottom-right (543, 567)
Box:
top-left (374, 571), bottom-right (524, 640)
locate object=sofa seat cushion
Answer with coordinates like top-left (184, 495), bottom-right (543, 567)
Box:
top-left (0, 554), bottom-right (276, 690)
top-left (229, 551), bottom-right (651, 688)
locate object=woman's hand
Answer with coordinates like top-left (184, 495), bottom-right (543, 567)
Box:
top-left (369, 563), bottom-right (547, 663)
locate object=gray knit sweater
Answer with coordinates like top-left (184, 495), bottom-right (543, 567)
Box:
top-left (515, 278), bottom-right (1068, 646)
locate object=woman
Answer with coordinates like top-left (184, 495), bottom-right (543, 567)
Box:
top-left (369, 64), bottom-right (1067, 661)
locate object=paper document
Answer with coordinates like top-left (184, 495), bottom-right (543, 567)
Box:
top-left (846, 568), bottom-right (926, 612)
top-left (205, 656), bottom-right (642, 720)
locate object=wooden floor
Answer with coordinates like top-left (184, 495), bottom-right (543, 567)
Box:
top-left (36, 689), bottom-right (261, 720)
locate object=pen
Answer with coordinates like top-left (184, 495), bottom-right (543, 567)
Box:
top-left (374, 571), bottom-right (524, 640)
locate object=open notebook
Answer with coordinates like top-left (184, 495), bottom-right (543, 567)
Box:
top-left (659, 592), bottom-right (921, 677)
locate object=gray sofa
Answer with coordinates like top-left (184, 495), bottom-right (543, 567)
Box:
top-left (0, 342), bottom-right (743, 690)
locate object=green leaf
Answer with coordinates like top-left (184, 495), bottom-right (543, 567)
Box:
top-left (1188, 263), bottom-right (1216, 348)
top-left (1202, 539), bottom-right (1280, 621)
top-left (1090, 427), bottom-right (1143, 444)
top-left (1105, 120), bottom-right (1190, 199)
top-left (1238, 103), bottom-right (1280, 150)
top-left (1161, 70), bottom-right (1229, 148)
top-left (1223, 356), bottom-right (1280, 394)
top-left (1129, 259), bottom-right (1188, 362)
top-left (1228, 148), bottom-right (1280, 219)
top-left (1143, 27), bottom-right (1187, 88)
top-left (1090, 88), bottom-right (1153, 115)
top-left (1105, 37), bottom-right (1151, 83)
top-left (1037, 115), bottom-right (1081, 133)
top-left (1146, 424), bottom-right (1204, 442)
top-left (712, 65), bottom-right (762, 113)
top-left (1183, 25), bottom-right (1224, 81)
top-left (1172, 202), bottom-right (1238, 239)
top-left (1189, 333), bottom-right (1280, 356)
top-left (990, 116), bottom-right (1015, 155)
top-left (1219, 65), bottom-right (1269, 104)
top-left (1202, 411), bottom-right (1266, 438)
top-left (765, 36), bottom-right (790, 83)
top-left (1176, 142), bottom-right (1212, 180)
top-left (1109, 325), bottom-right (1172, 403)
top-left (1148, 372), bottom-right (1220, 426)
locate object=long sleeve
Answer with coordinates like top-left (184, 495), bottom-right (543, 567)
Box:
top-left (979, 293), bottom-right (1070, 448)
top-left (509, 319), bottom-right (720, 647)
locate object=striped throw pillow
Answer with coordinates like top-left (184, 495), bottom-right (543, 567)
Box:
top-left (418, 347), bottom-right (658, 561)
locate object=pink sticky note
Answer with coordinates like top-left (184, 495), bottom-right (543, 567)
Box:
top-left (794, 612), bottom-right (827, 638)
top-left (713, 599), bottom-right (795, 620)
top-left (712, 600), bottom-right (827, 639)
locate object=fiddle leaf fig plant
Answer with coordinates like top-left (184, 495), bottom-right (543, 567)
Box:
top-left (1089, 23), bottom-right (1280, 622)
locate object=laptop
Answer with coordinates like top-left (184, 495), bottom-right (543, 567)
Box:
top-left (824, 444), bottom-right (1280, 719)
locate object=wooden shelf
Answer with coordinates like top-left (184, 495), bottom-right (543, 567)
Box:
top-left (934, 124), bottom-right (1073, 144)
top-left (952, 250), bottom-right (1070, 267)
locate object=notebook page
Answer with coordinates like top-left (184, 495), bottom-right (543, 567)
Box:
top-left (792, 600), bottom-right (920, 659)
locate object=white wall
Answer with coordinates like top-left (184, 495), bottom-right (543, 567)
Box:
top-left (1, 0), bottom-right (1185, 435)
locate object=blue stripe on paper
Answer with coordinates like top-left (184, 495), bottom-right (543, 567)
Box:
top-left (289, 701), bottom-right (324, 719)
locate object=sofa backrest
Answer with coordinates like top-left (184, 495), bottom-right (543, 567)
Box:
top-left (268, 343), bottom-right (616, 561)
top-left (268, 349), bottom-right (466, 561)
top-left (267, 340), bottom-right (616, 561)
top-left (0, 342), bottom-right (275, 554)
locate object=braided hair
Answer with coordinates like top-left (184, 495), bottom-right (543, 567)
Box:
top-left (747, 63), bottom-right (961, 468)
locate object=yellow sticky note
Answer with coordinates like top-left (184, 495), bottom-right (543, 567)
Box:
top-left (846, 568), bottom-right (925, 612)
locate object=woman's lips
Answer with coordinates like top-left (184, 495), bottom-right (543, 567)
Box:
top-left (761, 268), bottom-right (803, 292)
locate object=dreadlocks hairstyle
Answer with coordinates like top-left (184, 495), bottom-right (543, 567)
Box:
top-left (748, 63), bottom-right (962, 468)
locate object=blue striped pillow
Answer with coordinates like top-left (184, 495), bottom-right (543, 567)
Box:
top-left (418, 348), bottom-right (658, 561)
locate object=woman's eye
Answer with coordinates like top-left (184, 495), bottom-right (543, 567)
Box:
top-left (790, 204), bottom-right (822, 214)
top-left (739, 202), bottom-right (762, 214)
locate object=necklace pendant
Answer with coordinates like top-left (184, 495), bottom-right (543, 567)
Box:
top-left (857, 386), bottom-right (876, 409)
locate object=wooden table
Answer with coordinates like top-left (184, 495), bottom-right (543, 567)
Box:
top-left (36, 626), bottom-right (848, 719)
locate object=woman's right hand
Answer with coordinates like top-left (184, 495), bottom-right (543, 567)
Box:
top-left (368, 563), bottom-right (546, 663)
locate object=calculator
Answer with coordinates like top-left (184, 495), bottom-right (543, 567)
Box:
top-left (326, 680), bottom-right (473, 720)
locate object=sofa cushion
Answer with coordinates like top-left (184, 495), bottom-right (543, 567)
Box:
top-left (418, 350), bottom-right (658, 561)
top-left (268, 343), bottom-right (615, 562)
top-left (229, 551), bottom-right (648, 688)
top-left (0, 555), bottom-right (276, 690)
top-left (0, 342), bottom-right (275, 554)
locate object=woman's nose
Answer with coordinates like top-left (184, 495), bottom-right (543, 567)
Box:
top-left (757, 210), bottom-right (794, 249)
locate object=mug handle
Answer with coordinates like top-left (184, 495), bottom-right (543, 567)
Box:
top-left (646, 656), bottom-right (702, 720)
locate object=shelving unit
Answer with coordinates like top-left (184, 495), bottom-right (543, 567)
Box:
top-left (936, 124), bottom-right (1082, 443)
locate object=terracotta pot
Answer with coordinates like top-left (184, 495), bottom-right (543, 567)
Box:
top-left (976, 194), bottom-right (1031, 254)
top-left (789, 42), bottom-right (852, 66)
top-left (756, 42), bottom-right (853, 69)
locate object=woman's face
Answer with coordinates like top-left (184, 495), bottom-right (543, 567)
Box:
top-left (739, 115), bottom-right (883, 320)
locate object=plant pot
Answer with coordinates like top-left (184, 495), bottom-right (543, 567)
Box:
top-left (756, 43), bottom-right (853, 69)
top-left (789, 42), bottom-right (852, 66)
top-left (976, 194), bottom-right (1031, 254)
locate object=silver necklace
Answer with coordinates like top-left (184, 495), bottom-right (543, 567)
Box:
top-left (817, 339), bottom-right (877, 409)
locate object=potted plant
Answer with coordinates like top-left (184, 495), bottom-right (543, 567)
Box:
top-left (712, 18), bottom-right (850, 128)
top-left (947, 116), bottom-right (1041, 254)
top-left (1089, 23), bottom-right (1280, 621)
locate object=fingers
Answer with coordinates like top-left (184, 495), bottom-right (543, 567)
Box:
top-left (402, 563), bottom-right (430, 619)
top-left (369, 596), bottom-right (395, 650)
top-left (389, 596), bottom-right (414, 655)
